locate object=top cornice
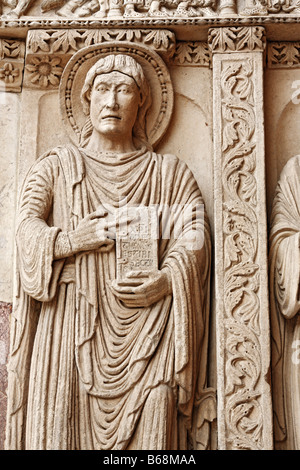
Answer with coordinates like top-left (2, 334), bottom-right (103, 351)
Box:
top-left (1, 0), bottom-right (300, 41)
top-left (2, 14), bottom-right (300, 26)
top-left (2, 15), bottom-right (300, 40)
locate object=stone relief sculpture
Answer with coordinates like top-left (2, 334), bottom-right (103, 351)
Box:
top-left (4, 0), bottom-right (300, 17)
top-left (208, 25), bottom-right (273, 450)
top-left (269, 155), bottom-right (300, 450)
top-left (5, 43), bottom-right (213, 450)
top-left (240, 0), bottom-right (300, 15)
top-left (0, 0), bottom-right (217, 18)
top-left (1, 0), bottom-right (32, 17)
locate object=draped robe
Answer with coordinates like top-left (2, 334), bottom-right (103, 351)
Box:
top-left (269, 154), bottom-right (300, 450)
top-left (5, 144), bottom-right (211, 450)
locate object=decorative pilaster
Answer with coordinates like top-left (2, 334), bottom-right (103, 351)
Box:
top-left (208, 26), bottom-right (273, 450)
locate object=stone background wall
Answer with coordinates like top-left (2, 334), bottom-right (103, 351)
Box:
top-left (0, 302), bottom-right (11, 449)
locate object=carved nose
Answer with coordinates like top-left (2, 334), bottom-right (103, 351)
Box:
top-left (106, 91), bottom-right (119, 109)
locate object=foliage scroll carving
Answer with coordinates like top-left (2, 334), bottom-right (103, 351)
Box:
top-left (220, 57), bottom-right (264, 450)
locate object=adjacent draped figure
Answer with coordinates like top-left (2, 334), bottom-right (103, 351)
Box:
top-left (269, 154), bottom-right (300, 450)
top-left (5, 144), bottom-right (212, 450)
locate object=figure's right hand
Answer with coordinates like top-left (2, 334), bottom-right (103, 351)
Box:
top-left (68, 207), bottom-right (115, 254)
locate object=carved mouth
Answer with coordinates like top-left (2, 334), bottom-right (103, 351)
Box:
top-left (102, 115), bottom-right (121, 120)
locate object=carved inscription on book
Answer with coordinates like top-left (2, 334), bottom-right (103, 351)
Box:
top-left (116, 206), bottom-right (158, 280)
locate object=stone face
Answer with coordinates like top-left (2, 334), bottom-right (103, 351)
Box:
top-left (1, 0), bottom-right (300, 452)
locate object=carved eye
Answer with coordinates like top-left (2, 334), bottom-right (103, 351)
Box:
top-left (118, 86), bottom-right (129, 94)
top-left (97, 84), bottom-right (109, 92)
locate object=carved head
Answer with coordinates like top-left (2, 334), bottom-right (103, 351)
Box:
top-left (80, 54), bottom-right (152, 149)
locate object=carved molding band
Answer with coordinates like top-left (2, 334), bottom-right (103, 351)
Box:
top-left (2, 16), bottom-right (300, 34)
top-left (171, 41), bottom-right (211, 66)
top-left (26, 28), bottom-right (176, 55)
top-left (267, 42), bottom-right (300, 68)
top-left (23, 30), bottom-right (213, 90)
top-left (23, 28), bottom-right (176, 89)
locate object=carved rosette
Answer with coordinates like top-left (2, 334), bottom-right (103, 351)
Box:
top-left (0, 38), bottom-right (25, 92)
top-left (209, 26), bottom-right (273, 450)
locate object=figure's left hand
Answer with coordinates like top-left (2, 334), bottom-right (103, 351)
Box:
top-left (110, 270), bottom-right (172, 308)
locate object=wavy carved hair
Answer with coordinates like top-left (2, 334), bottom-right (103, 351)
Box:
top-left (80, 54), bottom-right (152, 150)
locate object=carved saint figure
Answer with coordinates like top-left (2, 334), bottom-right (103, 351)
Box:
top-left (269, 154), bottom-right (300, 450)
top-left (5, 53), bottom-right (211, 450)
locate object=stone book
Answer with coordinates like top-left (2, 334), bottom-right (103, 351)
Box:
top-left (116, 206), bottom-right (159, 281)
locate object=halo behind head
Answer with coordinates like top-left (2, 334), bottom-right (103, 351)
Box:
top-left (59, 42), bottom-right (174, 149)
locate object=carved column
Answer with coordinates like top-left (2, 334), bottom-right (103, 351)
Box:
top-left (208, 26), bottom-right (273, 450)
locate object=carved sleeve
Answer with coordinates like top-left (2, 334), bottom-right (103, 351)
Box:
top-left (54, 231), bottom-right (73, 259)
top-left (269, 158), bottom-right (300, 320)
top-left (272, 231), bottom-right (300, 319)
top-left (158, 155), bottom-right (211, 414)
top-left (16, 156), bottom-right (65, 301)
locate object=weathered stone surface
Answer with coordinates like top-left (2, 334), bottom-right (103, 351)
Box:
top-left (0, 302), bottom-right (11, 451)
top-left (1, 1), bottom-right (300, 451)
top-left (0, 92), bottom-right (20, 303)
top-left (5, 45), bottom-right (213, 450)
top-left (269, 155), bottom-right (300, 450)
top-left (209, 27), bottom-right (273, 450)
